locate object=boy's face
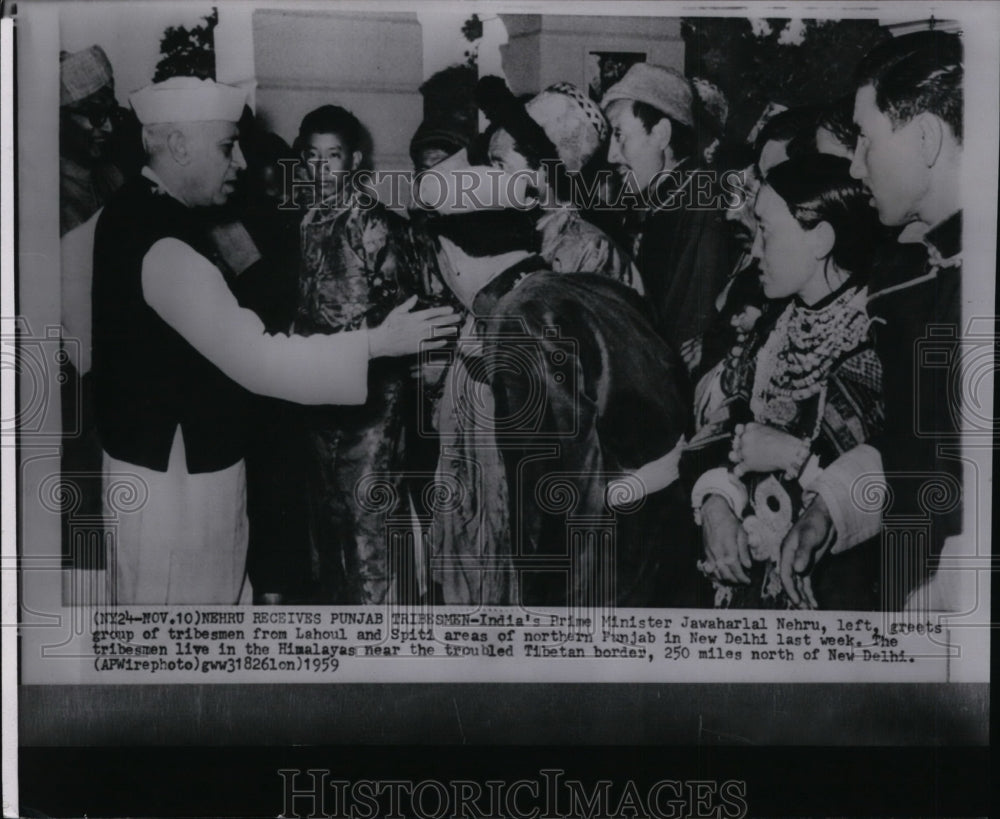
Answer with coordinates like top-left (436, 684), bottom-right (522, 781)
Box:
top-left (298, 131), bottom-right (360, 199)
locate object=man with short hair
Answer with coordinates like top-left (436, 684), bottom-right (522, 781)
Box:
top-left (601, 63), bottom-right (737, 363)
top-left (779, 31), bottom-right (964, 610)
top-left (92, 77), bottom-right (458, 604)
top-left (425, 209), bottom-right (696, 607)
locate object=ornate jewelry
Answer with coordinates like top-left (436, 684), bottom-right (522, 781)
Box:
top-left (750, 286), bottom-right (869, 430)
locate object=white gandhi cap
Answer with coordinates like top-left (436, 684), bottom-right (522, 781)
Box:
top-left (130, 76), bottom-right (247, 125)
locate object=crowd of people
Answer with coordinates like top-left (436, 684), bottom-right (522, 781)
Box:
top-left (60, 28), bottom-right (965, 611)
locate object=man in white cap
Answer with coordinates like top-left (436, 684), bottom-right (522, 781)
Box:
top-left (602, 63), bottom-right (737, 363)
top-left (91, 77), bottom-right (459, 604)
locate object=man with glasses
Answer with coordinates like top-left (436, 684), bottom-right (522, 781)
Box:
top-left (59, 45), bottom-right (125, 236)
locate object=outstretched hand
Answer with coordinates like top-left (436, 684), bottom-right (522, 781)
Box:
top-left (368, 295), bottom-right (460, 358)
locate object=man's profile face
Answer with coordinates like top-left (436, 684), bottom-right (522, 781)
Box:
top-left (60, 85), bottom-right (117, 166)
top-left (488, 129), bottom-right (534, 174)
top-left (186, 120), bottom-right (246, 207)
top-left (850, 84), bottom-right (927, 226)
top-left (605, 98), bottom-right (667, 194)
top-left (488, 128), bottom-right (546, 197)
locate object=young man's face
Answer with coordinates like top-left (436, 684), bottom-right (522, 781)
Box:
top-left (850, 84), bottom-right (928, 226)
top-left (298, 131), bottom-right (360, 199)
top-left (605, 99), bottom-right (668, 193)
top-left (488, 128), bottom-right (532, 173)
top-left (186, 120), bottom-right (246, 207)
top-left (488, 128), bottom-right (546, 198)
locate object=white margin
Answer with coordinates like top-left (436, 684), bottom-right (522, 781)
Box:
top-left (1, 11), bottom-right (20, 819)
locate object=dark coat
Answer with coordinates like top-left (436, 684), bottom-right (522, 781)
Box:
top-left (867, 212), bottom-right (963, 608)
top-left (477, 260), bottom-right (698, 606)
top-left (635, 166), bottom-right (738, 358)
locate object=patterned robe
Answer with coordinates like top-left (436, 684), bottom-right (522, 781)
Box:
top-left (681, 282), bottom-right (885, 609)
top-left (430, 258), bottom-right (692, 607)
top-left (426, 215), bottom-right (641, 605)
top-left (294, 189), bottom-right (429, 603)
top-left (536, 206), bottom-right (642, 292)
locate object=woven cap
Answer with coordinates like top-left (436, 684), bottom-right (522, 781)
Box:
top-left (60, 45), bottom-right (114, 107)
top-left (601, 63), bottom-right (693, 127)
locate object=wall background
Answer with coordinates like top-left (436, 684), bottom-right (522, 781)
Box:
top-left (59, 4), bottom-right (685, 172)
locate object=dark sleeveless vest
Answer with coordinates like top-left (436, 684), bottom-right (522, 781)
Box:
top-left (92, 174), bottom-right (251, 473)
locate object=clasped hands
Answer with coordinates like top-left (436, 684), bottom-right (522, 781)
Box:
top-left (701, 488), bottom-right (835, 611)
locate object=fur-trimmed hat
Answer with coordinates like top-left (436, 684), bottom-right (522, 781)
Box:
top-left (524, 82), bottom-right (608, 171)
top-left (477, 76), bottom-right (608, 172)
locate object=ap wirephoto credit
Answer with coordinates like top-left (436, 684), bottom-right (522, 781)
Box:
top-left (1, 2), bottom-right (995, 817)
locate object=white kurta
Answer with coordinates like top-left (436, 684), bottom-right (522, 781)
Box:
top-left (102, 170), bottom-right (371, 604)
top-left (106, 427), bottom-right (251, 605)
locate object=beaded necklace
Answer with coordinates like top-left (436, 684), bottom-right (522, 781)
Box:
top-left (750, 284), bottom-right (869, 431)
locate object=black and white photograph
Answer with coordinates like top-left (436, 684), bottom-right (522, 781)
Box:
top-left (1, 1), bottom-right (995, 816)
top-left (585, 50), bottom-right (647, 102)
